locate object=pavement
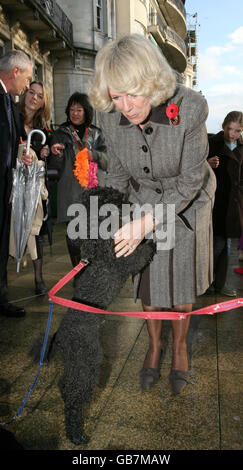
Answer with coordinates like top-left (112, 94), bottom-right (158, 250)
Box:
top-left (0, 223), bottom-right (242, 451)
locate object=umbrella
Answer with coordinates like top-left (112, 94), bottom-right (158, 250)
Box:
top-left (12, 130), bottom-right (46, 272)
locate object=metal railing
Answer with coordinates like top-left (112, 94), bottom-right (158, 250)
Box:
top-left (166, 25), bottom-right (186, 55)
top-left (148, 12), bottom-right (167, 37)
top-left (34, 0), bottom-right (73, 43)
top-left (167, 0), bottom-right (186, 19)
top-left (148, 13), bottom-right (186, 56)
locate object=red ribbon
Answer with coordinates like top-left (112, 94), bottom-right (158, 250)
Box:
top-left (48, 260), bottom-right (243, 321)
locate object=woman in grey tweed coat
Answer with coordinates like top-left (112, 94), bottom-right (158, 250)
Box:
top-left (89, 34), bottom-right (216, 394)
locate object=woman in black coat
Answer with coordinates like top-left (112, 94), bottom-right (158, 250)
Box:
top-left (208, 110), bottom-right (243, 295)
top-left (48, 92), bottom-right (107, 267)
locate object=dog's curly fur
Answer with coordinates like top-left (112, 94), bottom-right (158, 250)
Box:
top-left (30, 187), bottom-right (155, 445)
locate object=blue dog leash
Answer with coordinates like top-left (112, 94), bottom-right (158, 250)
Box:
top-left (0, 300), bottom-right (54, 427)
top-left (1, 258), bottom-right (242, 427)
top-left (0, 262), bottom-right (89, 428)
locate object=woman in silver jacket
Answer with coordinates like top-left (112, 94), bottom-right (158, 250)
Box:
top-left (89, 34), bottom-right (216, 395)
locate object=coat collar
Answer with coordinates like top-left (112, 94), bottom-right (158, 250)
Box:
top-left (0, 79), bottom-right (7, 94)
top-left (0, 81), bottom-right (15, 105)
top-left (119, 102), bottom-right (170, 127)
top-left (212, 131), bottom-right (243, 164)
top-left (213, 130), bottom-right (243, 148)
top-left (118, 86), bottom-right (181, 127)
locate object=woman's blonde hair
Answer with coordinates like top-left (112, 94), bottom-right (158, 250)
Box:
top-left (89, 34), bottom-right (176, 112)
top-left (19, 80), bottom-right (51, 128)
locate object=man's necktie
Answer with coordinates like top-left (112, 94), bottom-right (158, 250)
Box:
top-left (5, 93), bottom-right (12, 168)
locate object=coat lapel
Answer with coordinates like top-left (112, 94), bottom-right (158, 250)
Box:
top-left (214, 133), bottom-right (240, 164)
top-left (11, 98), bottom-right (21, 138)
top-left (0, 83), bottom-right (11, 138)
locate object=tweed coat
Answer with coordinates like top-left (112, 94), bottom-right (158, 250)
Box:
top-left (208, 131), bottom-right (243, 238)
top-left (98, 85), bottom-right (216, 307)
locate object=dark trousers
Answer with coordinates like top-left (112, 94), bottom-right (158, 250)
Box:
top-left (0, 202), bottom-right (11, 305)
top-left (213, 235), bottom-right (230, 290)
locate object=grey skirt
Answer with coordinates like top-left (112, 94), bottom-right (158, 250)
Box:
top-left (135, 203), bottom-right (214, 308)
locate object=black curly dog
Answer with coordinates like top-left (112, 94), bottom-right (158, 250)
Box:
top-left (30, 187), bottom-right (155, 445)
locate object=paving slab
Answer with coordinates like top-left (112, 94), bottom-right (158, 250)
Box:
top-left (0, 224), bottom-right (242, 451)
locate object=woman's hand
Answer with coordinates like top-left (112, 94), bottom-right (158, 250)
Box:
top-left (114, 213), bottom-right (155, 258)
top-left (51, 143), bottom-right (65, 156)
top-left (87, 149), bottom-right (93, 161)
top-left (208, 156), bottom-right (219, 168)
top-left (22, 147), bottom-right (33, 166)
top-left (40, 145), bottom-right (50, 159)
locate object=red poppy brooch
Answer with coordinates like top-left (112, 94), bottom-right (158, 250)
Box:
top-left (166, 97), bottom-right (183, 126)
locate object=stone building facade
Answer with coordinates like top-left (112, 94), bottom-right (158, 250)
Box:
top-left (53, 0), bottom-right (116, 124)
top-left (0, 0), bottom-right (195, 125)
top-left (0, 0), bottom-right (74, 123)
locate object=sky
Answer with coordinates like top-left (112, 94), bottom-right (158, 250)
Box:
top-left (185, 0), bottom-right (243, 133)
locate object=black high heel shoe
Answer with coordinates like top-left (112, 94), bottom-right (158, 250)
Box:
top-left (140, 367), bottom-right (160, 391)
top-left (140, 350), bottom-right (162, 391)
top-left (169, 369), bottom-right (190, 395)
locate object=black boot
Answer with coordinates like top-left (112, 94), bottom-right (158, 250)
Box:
top-left (33, 237), bottom-right (47, 295)
top-left (33, 258), bottom-right (47, 295)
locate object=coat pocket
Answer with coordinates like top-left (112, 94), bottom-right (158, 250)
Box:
top-left (130, 176), bottom-right (140, 192)
top-left (178, 213), bottom-right (194, 231)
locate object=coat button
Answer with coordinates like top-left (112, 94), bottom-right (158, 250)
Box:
top-left (156, 188), bottom-right (162, 194)
top-left (143, 167), bottom-right (150, 173)
top-left (145, 127), bottom-right (153, 135)
top-left (142, 145), bottom-right (148, 152)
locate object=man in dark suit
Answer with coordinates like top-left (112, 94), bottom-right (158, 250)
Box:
top-left (0, 50), bottom-right (33, 317)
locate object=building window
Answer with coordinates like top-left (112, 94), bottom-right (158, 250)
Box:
top-left (149, 4), bottom-right (156, 25)
top-left (34, 62), bottom-right (43, 82)
top-left (96, 0), bottom-right (103, 31)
